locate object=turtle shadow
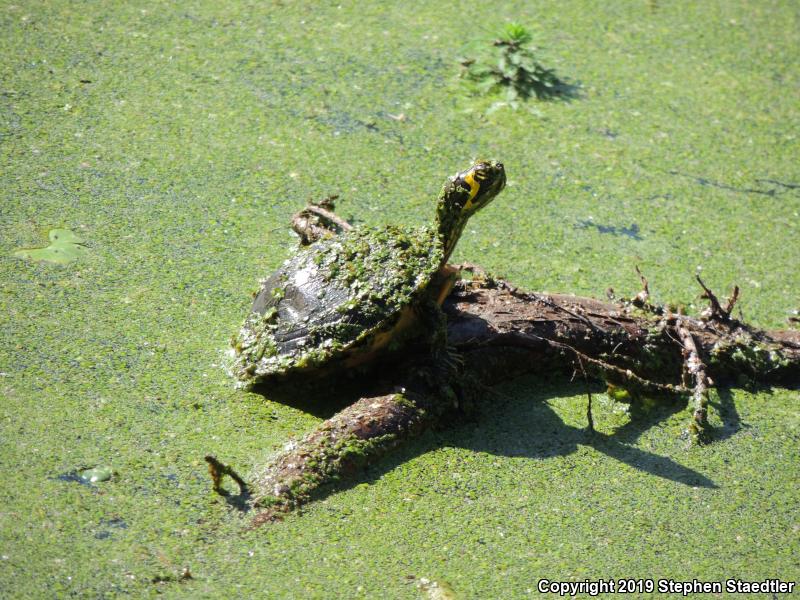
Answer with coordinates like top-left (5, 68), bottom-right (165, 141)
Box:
top-left (250, 371), bottom-right (377, 418)
top-left (248, 348), bottom-right (433, 419)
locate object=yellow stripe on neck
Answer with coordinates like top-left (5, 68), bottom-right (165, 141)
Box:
top-left (463, 171), bottom-right (480, 210)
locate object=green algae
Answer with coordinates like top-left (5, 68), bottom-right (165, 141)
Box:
top-left (0, 0), bottom-right (798, 598)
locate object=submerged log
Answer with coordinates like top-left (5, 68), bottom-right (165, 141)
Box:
top-left (235, 275), bottom-right (799, 527)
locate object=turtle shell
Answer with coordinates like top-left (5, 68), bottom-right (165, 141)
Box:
top-left (231, 225), bottom-right (443, 387)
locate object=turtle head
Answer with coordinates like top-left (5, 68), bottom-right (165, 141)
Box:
top-left (437, 159), bottom-right (506, 262)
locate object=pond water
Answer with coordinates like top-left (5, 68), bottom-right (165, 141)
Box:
top-left (1, 1), bottom-right (798, 597)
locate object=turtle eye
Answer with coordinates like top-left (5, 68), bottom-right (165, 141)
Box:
top-left (450, 191), bottom-right (469, 208)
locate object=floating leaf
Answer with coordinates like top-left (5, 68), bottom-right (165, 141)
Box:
top-left (13, 228), bottom-right (88, 264)
top-left (79, 465), bottom-right (114, 483)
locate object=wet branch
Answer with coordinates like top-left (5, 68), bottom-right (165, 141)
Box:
top-left (248, 392), bottom-right (432, 526)
top-left (291, 195), bottom-right (352, 245)
top-left (674, 320), bottom-right (711, 442)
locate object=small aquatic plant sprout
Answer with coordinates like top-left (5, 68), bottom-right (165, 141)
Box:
top-left (461, 22), bottom-right (571, 102)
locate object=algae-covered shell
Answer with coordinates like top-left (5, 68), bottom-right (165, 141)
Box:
top-left (231, 225), bottom-right (443, 387)
top-left (231, 159), bottom-right (507, 389)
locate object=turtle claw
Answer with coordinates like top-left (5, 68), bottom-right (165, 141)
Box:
top-left (446, 344), bottom-right (464, 366)
top-left (429, 344), bottom-right (463, 382)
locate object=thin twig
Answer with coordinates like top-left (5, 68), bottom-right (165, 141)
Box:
top-left (536, 335), bottom-right (687, 398)
top-left (724, 285), bottom-right (740, 316)
top-left (508, 286), bottom-right (600, 333)
top-left (303, 204), bottom-right (353, 231)
top-left (575, 354), bottom-right (595, 433)
top-left (633, 265), bottom-right (650, 307)
top-left (205, 455), bottom-right (248, 496)
top-left (291, 197), bottom-right (353, 244)
top-left (696, 275), bottom-right (728, 321)
top-left (674, 323), bottom-right (711, 443)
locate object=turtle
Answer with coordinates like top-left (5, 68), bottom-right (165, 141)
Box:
top-left (230, 159), bottom-right (506, 389)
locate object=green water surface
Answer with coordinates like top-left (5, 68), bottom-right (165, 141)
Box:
top-left (1, 1), bottom-right (798, 598)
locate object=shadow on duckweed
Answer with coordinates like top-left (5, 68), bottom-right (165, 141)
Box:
top-left (56, 471), bottom-right (93, 486)
top-left (254, 374), bottom-right (721, 511)
top-left (667, 170), bottom-right (800, 198)
top-left (449, 384), bottom-right (717, 489)
top-left (575, 219), bottom-right (643, 240)
top-left (460, 22), bottom-right (583, 104)
top-left (218, 486), bottom-right (253, 513)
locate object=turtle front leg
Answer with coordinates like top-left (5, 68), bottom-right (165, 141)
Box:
top-left (421, 264), bottom-right (461, 356)
top-left (416, 299), bottom-right (464, 414)
top-left (434, 264), bottom-right (460, 305)
top-left (430, 264), bottom-right (464, 364)
top-left (418, 298), bottom-right (449, 358)
top-left (417, 265), bottom-right (466, 410)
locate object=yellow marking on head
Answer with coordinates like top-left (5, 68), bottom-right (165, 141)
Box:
top-left (463, 171), bottom-right (481, 210)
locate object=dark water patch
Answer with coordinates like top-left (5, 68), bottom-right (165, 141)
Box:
top-left (100, 517), bottom-right (128, 529)
top-left (575, 220), bottom-right (643, 240)
top-left (306, 109), bottom-right (405, 145)
top-left (94, 518), bottom-right (128, 540)
top-left (56, 471), bottom-right (91, 486)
